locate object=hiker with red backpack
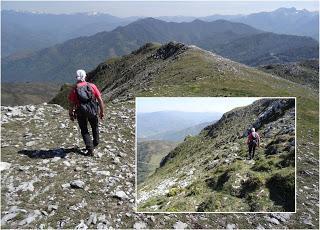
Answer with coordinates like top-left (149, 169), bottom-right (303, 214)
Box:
top-left (246, 128), bottom-right (260, 160)
top-left (68, 69), bottom-right (104, 156)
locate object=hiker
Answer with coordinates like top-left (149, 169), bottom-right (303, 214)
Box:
top-left (68, 69), bottom-right (104, 156)
top-left (246, 128), bottom-right (260, 160)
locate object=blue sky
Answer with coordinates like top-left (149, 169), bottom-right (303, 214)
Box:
top-left (2, 1), bottom-right (319, 17)
top-left (136, 97), bottom-right (261, 113)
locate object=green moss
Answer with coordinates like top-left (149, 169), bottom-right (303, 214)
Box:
top-left (167, 187), bottom-right (184, 197)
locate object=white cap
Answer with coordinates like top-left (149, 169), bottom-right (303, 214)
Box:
top-left (76, 69), bottom-right (86, 82)
top-left (251, 128), bottom-right (255, 132)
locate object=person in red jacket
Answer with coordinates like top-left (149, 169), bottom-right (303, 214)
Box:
top-left (68, 69), bottom-right (104, 156)
top-left (246, 128), bottom-right (260, 160)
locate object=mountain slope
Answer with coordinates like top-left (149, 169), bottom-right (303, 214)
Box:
top-left (213, 32), bottom-right (319, 66)
top-left (3, 18), bottom-right (318, 82)
top-left (137, 99), bottom-right (296, 212)
top-left (137, 140), bottom-right (179, 184)
top-left (2, 43), bottom-right (319, 228)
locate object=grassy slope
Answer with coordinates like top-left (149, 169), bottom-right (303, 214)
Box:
top-left (1, 82), bottom-right (60, 106)
top-left (137, 140), bottom-right (179, 184)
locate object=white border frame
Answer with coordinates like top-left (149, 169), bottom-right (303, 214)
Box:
top-left (135, 97), bottom-right (297, 214)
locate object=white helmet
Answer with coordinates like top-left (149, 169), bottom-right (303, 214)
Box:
top-left (251, 128), bottom-right (255, 132)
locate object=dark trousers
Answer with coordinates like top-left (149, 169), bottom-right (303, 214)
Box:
top-left (76, 112), bottom-right (99, 151)
top-left (248, 142), bottom-right (257, 159)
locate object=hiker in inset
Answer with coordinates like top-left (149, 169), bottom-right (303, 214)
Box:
top-left (246, 127), bottom-right (260, 160)
top-left (68, 69), bottom-right (104, 156)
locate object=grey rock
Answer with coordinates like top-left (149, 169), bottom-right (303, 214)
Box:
top-left (226, 223), bottom-right (236, 229)
top-left (75, 166), bottom-right (82, 172)
top-left (11, 108), bottom-right (22, 117)
top-left (96, 171), bottom-right (110, 176)
top-left (149, 216), bottom-right (156, 222)
top-left (70, 180), bottom-right (85, 189)
top-left (87, 213), bottom-right (97, 225)
top-left (264, 216), bottom-right (280, 225)
top-left (96, 152), bottom-right (104, 158)
top-left (270, 213), bottom-right (291, 223)
top-left (48, 204), bottom-right (58, 212)
top-left (98, 214), bottom-right (107, 223)
top-left (134, 222), bottom-right (147, 229)
top-left (41, 210), bottom-right (48, 216)
top-left (17, 181), bottom-right (35, 192)
top-left (1, 213), bottom-right (18, 225)
top-left (114, 191), bottom-right (129, 200)
top-left (18, 166), bottom-right (30, 171)
top-left (61, 183), bottom-right (71, 189)
top-left (256, 224), bottom-right (265, 230)
top-left (173, 221), bottom-right (188, 229)
top-left (97, 223), bottom-right (109, 229)
top-left (27, 105), bottom-right (36, 112)
top-left (0, 162), bottom-right (11, 171)
top-left (302, 215), bottom-right (314, 227)
top-left (75, 220), bottom-right (88, 230)
top-left (26, 141), bottom-right (36, 147)
top-left (18, 210), bottom-right (41, 226)
top-left (63, 161), bottom-right (71, 167)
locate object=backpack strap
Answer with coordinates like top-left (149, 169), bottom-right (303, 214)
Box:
top-left (88, 83), bottom-right (94, 99)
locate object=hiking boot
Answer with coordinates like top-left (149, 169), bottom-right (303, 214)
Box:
top-left (87, 149), bottom-right (94, 157)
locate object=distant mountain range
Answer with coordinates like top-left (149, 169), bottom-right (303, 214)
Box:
top-left (1, 10), bottom-right (138, 57)
top-left (233, 7), bottom-right (319, 40)
top-left (2, 18), bottom-right (318, 83)
top-left (159, 7), bottom-right (319, 40)
top-left (146, 121), bottom-right (214, 142)
top-left (3, 7), bottom-right (317, 58)
top-left (137, 111), bottom-right (221, 139)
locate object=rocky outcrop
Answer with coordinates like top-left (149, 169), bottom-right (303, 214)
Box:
top-left (153, 42), bottom-right (187, 60)
top-left (259, 59), bottom-right (319, 90)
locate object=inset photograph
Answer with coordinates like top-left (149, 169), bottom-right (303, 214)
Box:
top-left (136, 97), bottom-right (296, 213)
